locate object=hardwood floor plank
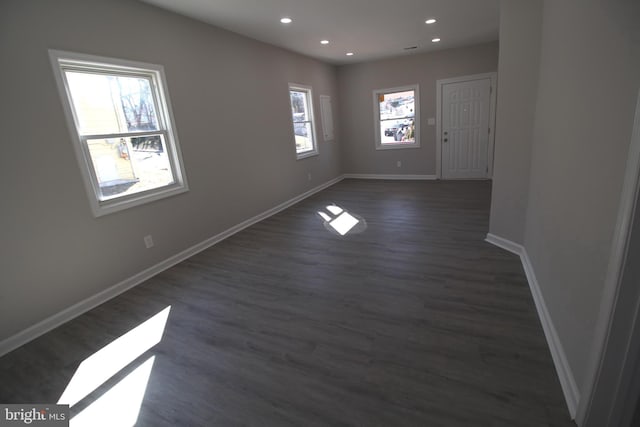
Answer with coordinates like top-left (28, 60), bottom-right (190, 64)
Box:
top-left (0, 179), bottom-right (575, 426)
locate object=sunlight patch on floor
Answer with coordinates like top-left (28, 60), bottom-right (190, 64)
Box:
top-left (57, 306), bottom-right (171, 426)
top-left (70, 356), bottom-right (155, 427)
top-left (58, 306), bottom-right (170, 407)
top-left (317, 204), bottom-right (366, 236)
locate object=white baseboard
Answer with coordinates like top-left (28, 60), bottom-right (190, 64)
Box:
top-left (485, 233), bottom-right (580, 419)
top-left (0, 175), bottom-right (345, 358)
top-left (484, 233), bottom-right (522, 254)
top-left (343, 173), bottom-right (437, 180)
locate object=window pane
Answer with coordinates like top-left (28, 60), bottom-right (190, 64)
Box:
top-left (86, 135), bottom-right (174, 200)
top-left (290, 90), bottom-right (309, 122)
top-left (294, 122), bottom-right (314, 153)
top-left (380, 118), bottom-right (415, 144)
top-left (65, 71), bottom-right (159, 135)
top-left (379, 90), bottom-right (415, 121)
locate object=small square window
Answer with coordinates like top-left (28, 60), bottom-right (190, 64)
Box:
top-left (50, 50), bottom-right (188, 216)
top-left (289, 84), bottom-right (318, 159)
top-left (373, 85), bottom-right (420, 150)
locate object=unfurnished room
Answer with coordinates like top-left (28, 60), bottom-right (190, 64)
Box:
top-left (1, 0), bottom-right (640, 426)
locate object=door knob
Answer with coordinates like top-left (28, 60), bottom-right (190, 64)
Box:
top-left (444, 138), bottom-right (448, 142)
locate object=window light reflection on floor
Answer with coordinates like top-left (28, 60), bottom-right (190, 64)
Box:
top-left (318, 211), bottom-right (331, 222)
top-left (318, 204), bottom-right (365, 236)
top-left (58, 306), bottom-right (170, 407)
top-left (326, 205), bottom-right (343, 216)
top-left (70, 356), bottom-right (155, 427)
top-left (329, 211), bottom-right (359, 236)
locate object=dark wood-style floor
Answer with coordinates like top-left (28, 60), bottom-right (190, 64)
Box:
top-left (0, 180), bottom-right (575, 426)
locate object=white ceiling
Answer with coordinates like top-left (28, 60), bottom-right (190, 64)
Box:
top-left (139, 0), bottom-right (500, 64)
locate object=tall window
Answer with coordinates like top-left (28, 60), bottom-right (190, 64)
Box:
top-left (289, 84), bottom-right (318, 159)
top-left (373, 85), bottom-right (420, 150)
top-left (50, 50), bottom-right (188, 216)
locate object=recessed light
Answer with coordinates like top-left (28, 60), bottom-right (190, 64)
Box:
top-left (432, 38), bottom-right (441, 43)
top-left (321, 40), bottom-right (329, 45)
top-left (426, 18), bottom-right (437, 24)
top-left (280, 17), bottom-right (292, 24)
top-left (346, 52), bottom-right (354, 56)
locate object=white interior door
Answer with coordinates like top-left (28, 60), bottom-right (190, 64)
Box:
top-left (441, 78), bottom-right (491, 179)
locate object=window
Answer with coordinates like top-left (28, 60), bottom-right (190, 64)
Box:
top-left (49, 50), bottom-right (188, 216)
top-left (289, 84), bottom-right (318, 159)
top-left (373, 85), bottom-right (420, 150)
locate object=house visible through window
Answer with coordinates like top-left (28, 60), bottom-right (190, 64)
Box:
top-left (374, 85), bottom-right (420, 150)
top-left (289, 84), bottom-right (318, 159)
top-left (50, 50), bottom-right (188, 217)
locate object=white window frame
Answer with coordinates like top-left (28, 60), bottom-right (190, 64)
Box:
top-left (373, 84), bottom-right (420, 150)
top-left (49, 50), bottom-right (188, 217)
top-left (288, 83), bottom-right (318, 160)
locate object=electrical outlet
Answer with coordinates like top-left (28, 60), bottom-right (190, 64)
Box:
top-left (308, 173), bottom-right (312, 181)
top-left (397, 160), bottom-right (402, 168)
top-left (144, 235), bottom-right (154, 249)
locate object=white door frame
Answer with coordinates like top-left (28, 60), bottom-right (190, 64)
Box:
top-left (436, 72), bottom-right (497, 179)
top-left (578, 89), bottom-right (640, 426)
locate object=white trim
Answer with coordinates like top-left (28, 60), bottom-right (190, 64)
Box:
top-left (343, 174), bottom-right (437, 180)
top-left (0, 175), bottom-right (345, 358)
top-left (374, 144), bottom-right (422, 151)
top-left (577, 89), bottom-right (640, 425)
top-left (436, 72), bottom-right (497, 179)
top-left (289, 83), bottom-right (319, 160)
top-left (484, 233), bottom-right (521, 254)
top-left (295, 151), bottom-right (319, 160)
top-left (48, 49), bottom-right (189, 217)
top-left (373, 84), bottom-right (421, 150)
top-left (486, 233), bottom-right (580, 418)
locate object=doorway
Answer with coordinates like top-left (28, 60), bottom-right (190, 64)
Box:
top-left (436, 73), bottom-right (497, 179)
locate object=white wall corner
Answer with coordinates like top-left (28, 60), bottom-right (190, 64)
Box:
top-left (485, 233), bottom-right (581, 419)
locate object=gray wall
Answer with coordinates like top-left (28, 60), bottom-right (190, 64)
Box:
top-left (0, 0), bottom-right (341, 342)
top-left (337, 43), bottom-right (499, 176)
top-left (488, 0), bottom-right (542, 244)
top-left (6, 1), bottom-right (639, 412)
top-left (524, 0), bottom-right (640, 391)
top-left (583, 144), bottom-right (640, 425)
top-left (490, 0), bottom-right (640, 398)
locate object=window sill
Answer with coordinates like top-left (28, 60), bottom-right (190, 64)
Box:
top-left (92, 184), bottom-right (189, 217)
top-left (296, 150), bottom-right (319, 160)
top-left (375, 143), bottom-right (421, 151)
